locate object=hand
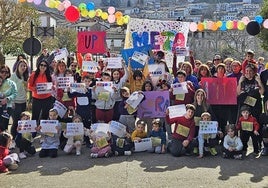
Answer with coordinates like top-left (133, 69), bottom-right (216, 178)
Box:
top-left (161, 145), bottom-right (166, 154)
top-left (228, 147), bottom-right (234, 152)
top-left (35, 126), bottom-right (41, 131)
top-left (166, 108), bottom-right (169, 115)
top-left (182, 140), bottom-right (189, 147)
top-left (1, 98), bottom-right (7, 105)
top-left (254, 130), bottom-right (259, 136)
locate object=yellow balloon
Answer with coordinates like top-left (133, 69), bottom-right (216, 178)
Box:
top-left (216, 21), bottom-right (222, 27)
top-left (117, 17), bottom-right (124, 26)
top-left (226, 20), bottom-right (233, 29)
top-left (49, 0), bottom-right (56, 8)
top-left (54, 1), bottom-right (61, 8)
top-left (88, 11), bottom-right (96, 18)
top-left (101, 12), bottom-right (108, 20)
top-left (123, 15), bottom-right (130, 24)
top-left (95, 9), bottom-right (103, 17)
top-left (237, 21), bottom-right (245, 30)
top-left (81, 10), bottom-right (88, 17)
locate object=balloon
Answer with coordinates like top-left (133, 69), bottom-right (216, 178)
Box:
top-left (49, 0), bottom-right (56, 8)
top-left (117, 17), bottom-right (124, 26)
top-left (203, 21), bottom-right (207, 30)
top-left (211, 22), bottom-right (218, 31)
top-left (123, 15), bottom-right (130, 24)
top-left (86, 2), bottom-right (95, 11)
top-left (27, 0), bottom-right (34, 2)
top-left (54, 0), bottom-right (60, 8)
top-left (233, 20), bottom-right (238, 30)
top-left (226, 20), bottom-right (233, 29)
top-left (216, 21), bottom-right (222, 27)
top-left (45, 0), bottom-right (49, 7)
top-left (63, 0), bottom-right (71, 9)
top-left (95, 9), bottom-right (102, 17)
top-left (19, 0), bottom-right (26, 2)
top-left (241, 16), bottom-right (250, 25)
top-left (81, 10), bottom-right (88, 17)
top-left (108, 14), bottom-right (115, 23)
top-left (108, 6), bottom-right (115, 15)
top-left (65, 5), bottom-right (80, 22)
top-left (78, 3), bottom-right (87, 11)
top-left (189, 22), bottom-right (197, 32)
top-left (207, 21), bottom-right (213, 30)
top-left (197, 23), bottom-right (204, 31)
top-left (263, 19), bottom-right (268, 29)
top-left (255, 15), bottom-right (263, 24)
top-left (115, 11), bottom-right (123, 19)
top-left (57, 3), bottom-right (65, 11)
top-left (33, 0), bottom-right (41, 5)
top-left (101, 12), bottom-right (108, 20)
top-left (88, 10), bottom-right (96, 18)
top-left (246, 21), bottom-right (260, 36)
top-left (237, 21), bottom-right (245, 30)
top-left (220, 21), bottom-right (227, 31)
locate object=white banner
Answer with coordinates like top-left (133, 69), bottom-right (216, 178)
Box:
top-left (36, 82), bottom-right (53, 94)
top-left (40, 120), bottom-right (59, 134)
top-left (66, 123), bottom-right (84, 136)
top-left (82, 61), bottom-right (98, 72)
top-left (18, 120), bottom-right (37, 133)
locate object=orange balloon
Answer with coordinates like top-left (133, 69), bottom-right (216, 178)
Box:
top-left (197, 23), bottom-right (204, 31)
top-left (211, 22), bottom-right (218, 31)
top-left (115, 11), bottom-right (123, 19)
top-left (19, 0), bottom-right (26, 2)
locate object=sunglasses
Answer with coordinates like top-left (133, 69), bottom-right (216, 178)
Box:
top-left (40, 64), bottom-right (47, 67)
top-left (214, 59), bottom-right (220, 61)
top-left (71, 65), bottom-right (77, 67)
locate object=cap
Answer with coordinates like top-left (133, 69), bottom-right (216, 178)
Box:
top-left (246, 49), bottom-right (254, 55)
top-left (120, 87), bottom-right (130, 93)
top-left (240, 105), bottom-right (251, 113)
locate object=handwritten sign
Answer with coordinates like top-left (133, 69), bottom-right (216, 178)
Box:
top-left (36, 82), bottom-right (52, 94)
top-left (53, 100), bottom-right (67, 118)
top-left (126, 91), bottom-right (144, 109)
top-left (70, 83), bottom-right (86, 93)
top-left (175, 47), bottom-right (190, 56)
top-left (54, 48), bottom-right (69, 61)
top-left (106, 57), bottom-right (123, 69)
top-left (82, 61), bottom-right (98, 72)
top-left (167, 104), bottom-right (186, 119)
top-left (171, 82), bottom-right (188, 95)
top-left (131, 51), bottom-right (149, 66)
top-left (40, 120), bottom-right (59, 134)
top-left (134, 138), bottom-right (152, 152)
top-left (199, 121), bottom-right (218, 134)
top-left (66, 123), bottom-right (84, 136)
top-left (109, 121), bottom-right (126, 137)
top-left (91, 123), bottom-right (110, 135)
top-left (18, 120), bottom-right (37, 133)
top-left (56, 77), bottom-right (74, 89)
top-left (95, 81), bottom-right (114, 93)
top-left (77, 31), bottom-right (106, 54)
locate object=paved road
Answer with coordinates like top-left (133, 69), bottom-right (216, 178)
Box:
top-left (1, 140), bottom-right (268, 188)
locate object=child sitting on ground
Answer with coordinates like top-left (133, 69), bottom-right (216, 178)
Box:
top-left (89, 130), bottom-right (112, 158)
top-left (131, 120), bottom-right (147, 142)
top-left (111, 130), bottom-right (133, 156)
top-left (148, 118), bottom-right (166, 154)
top-left (197, 112), bottom-right (222, 158)
top-left (15, 111), bottom-right (36, 159)
top-left (63, 115), bottom-right (84, 156)
top-left (0, 132), bottom-right (19, 173)
top-left (223, 124), bottom-right (243, 159)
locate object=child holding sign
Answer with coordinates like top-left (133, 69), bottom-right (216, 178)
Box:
top-left (131, 120), bottom-right (147, 142)
top-left (148, 119), bottom-right (166, 154)
top-left (36, 109), bottom-right (61, 158)
top-left (63, 115), bottom-right (84, 156)
top-left (89, 130), bottom-right (112, 158)
top-left (15, 111), bottom-right (36, 159)
top-left (236, 105), bottom-right (260, 155)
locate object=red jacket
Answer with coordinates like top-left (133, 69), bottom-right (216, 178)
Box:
top-left (0, 146), bottom-right (9, 172)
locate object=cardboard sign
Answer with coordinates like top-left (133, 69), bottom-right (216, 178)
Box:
top-left (66, 123), bottom-right (84, 136)
top-left (171, 82), bottom-right (188, 95)
top-left (175, 124), bottom-right (190, 137)
top-left (199, 121), bottom-right (218, 134)
top-left (40, 120), bottom-right (59, 134)
top-left (137, 91), bottom-right (170, 118)
top-left (241, 121), bottom-right (253, 131)
top-left (53, 100), bottom-right (67, 118)
top-left (109, 121), bottom-right (126, 137)
top-left (126, 91), bottom-right (144, 109)
top-left (201, 77), bottom-right (237, 105)
top-left (70, 83), bottom-right (86, 93)
top-left (77, 31), bottom-right (106, 53)
top-left (18, 120), bottom-right (37, 133)
top-left (131, 51), bottom-right (149, 66)
top-left (54, 48), bottom-right (69, 61)
top-left (167, 104), bottom-right (186, 119)
top-left (36, 82), bottom-right (53, 94)
top-left (134, 138), bottom-right (152, 152)
top-left (106, 57), bottom-right (123, 69)
top-left (82, 61), bottom-right (98, 72)
top-left (56, 77), bottom-right (74, 89)
top-left (151, 137), bottom-right (161, 147)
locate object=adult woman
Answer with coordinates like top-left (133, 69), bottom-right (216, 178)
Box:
top-left (52, 60), bottom-right (67, 101)
top-left (12, 54), bottom-right (27, 73)
top-left (237, 64), bottom-right (264, 119)
top-left (10, 59), bottom-right (29, 139)
top-left (181, 62), bottom-right (199, 90)
top-left (28, 60), bottom-right (53, 122)
top-left (197, 64), bottom-right (211, 83)
top-left (0, 65), bottom-right (17, 132)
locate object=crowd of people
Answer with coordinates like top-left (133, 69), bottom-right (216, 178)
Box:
top-left (0, 48), bottom-right (268, 173)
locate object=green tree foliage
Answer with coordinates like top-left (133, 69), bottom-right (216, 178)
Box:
top-left (259, 0), bottom-right (268, 51)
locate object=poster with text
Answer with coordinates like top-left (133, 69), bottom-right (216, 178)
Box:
top-left (40, 120), bottom-right (59, 134)
top-left (66, 123), bottom-right (84, 136)
top-left (36, 82), bottom-right (53, 95)
top-left (18, 120), bottom-right (37, 133)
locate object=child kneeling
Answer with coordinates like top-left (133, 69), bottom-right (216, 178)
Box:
top-left (148, 118), bottom-right (166, 154)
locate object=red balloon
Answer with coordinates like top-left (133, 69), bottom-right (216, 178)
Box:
top-left (65, 5), bottom-right (80, 22)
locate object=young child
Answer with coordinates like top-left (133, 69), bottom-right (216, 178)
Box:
top-left (236, 105), bottom-right (260, 155)
top-left (0, 132), bottom-right (19, 172)
top-left (223, 124), bottom-right (243, 159)
top-left (89, 130), bottom-right (112, 158)
top-left (148, 118), bottom-right (166, 154)
top-left (63, 115), bottom-right (84, 156)
top-left (111, 131), bottom-right (133, 156)
top-left (36, 109), bottom-right (61, 158)
top-left (197, 112), bottom-right (222, 158)
top-left (131, 120), bottom-right (147, 142)
top-left (241, 49), bottom-right (257, 75)
top-left (0, 77), bottom-right (9, 119)
top-left (15, 111), bottom-right (36, 159)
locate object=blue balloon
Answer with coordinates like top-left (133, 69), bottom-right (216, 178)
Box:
top-left (86, 2), bottom-right (95, 11)
top-left (220, 21), bottom-right (227, 31)
top-left (255, 15), bottom-right (263, 24)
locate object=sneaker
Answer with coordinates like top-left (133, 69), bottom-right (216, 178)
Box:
top-left (222, 152), bottom-right (228, 158)
top-left (104, 152), bottom-right (110, 158)
top-left (114, 151), bottom-right (119, 156)
top-left (124, 151), bottom-right (132, 156)
top-left (254, 151), bottom-right (259, 156)
top-left (234, 154), bottom-right (243, 160)
top-left (90, 153), bottom-right (98, 158)
top-left (1, 112), bottom-right (9, 119)
top-left (193, 147), bottom-right (198, 155)
top-left (261, 148), bottom-right (268, 156)
top-left (9, 140), bottom-right (16, 149)
top-left (8, 163), bottom-right (18, 171)
top-left (76, 151), bottom-right (81, 156)
top-left (19, 152), bottom-right (27, 159)
top-left (209, 147), bottom-right (218, 156)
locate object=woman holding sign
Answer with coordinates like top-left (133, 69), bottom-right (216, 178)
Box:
top-left (28, 60), bottom-right (53, 123)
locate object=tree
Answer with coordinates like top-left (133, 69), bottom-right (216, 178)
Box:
top-left (0, 0), bottom-right (39, 64)
top-left (259, 0), bottom-right (268, 51)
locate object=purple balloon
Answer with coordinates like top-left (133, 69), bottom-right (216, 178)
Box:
top-left (34, 0), bottom-right (42, 5)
